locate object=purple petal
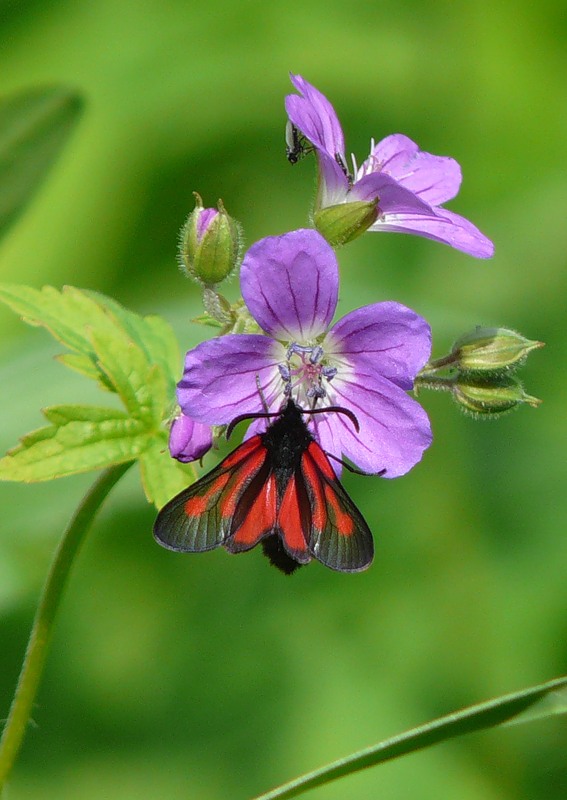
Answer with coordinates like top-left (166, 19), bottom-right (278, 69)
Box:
top-left (364, 134), bottom-right (462, 205)
top-left (369, 207), bottom-right (494, 258)
top-left (169, 413), bottom-right (212, 462)
top-left (196, 208), bottom-right (219, 241)
top-left (177, 334), bottom-right (286, 424)
top-left (316, 151), bottom-right (351, 206)
top-left (326, 371), bottom-right (433, 477)
top-left (352, 171), bottom-right (433, 214)
top-left (325, 302), bottom-right (431, 390)
top-left (240, 229), bottom-right (339, 340)
top-left (285, 74), bottom-right (345, 158)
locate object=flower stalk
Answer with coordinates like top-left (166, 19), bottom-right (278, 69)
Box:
top-left (0, 462), bottom-right (132, 790)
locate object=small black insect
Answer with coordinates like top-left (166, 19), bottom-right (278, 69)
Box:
top-left (285, 121), bottom-right (312, 164)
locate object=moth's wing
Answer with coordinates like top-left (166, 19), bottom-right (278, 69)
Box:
top-left (301, 441), bottom-right (374, 572)
top-left (274, 469), bottom-right (313, 565)
top-left (223, 457), bottom-right (278, 553)
top-left (154, 436), bottom-right (268, 553)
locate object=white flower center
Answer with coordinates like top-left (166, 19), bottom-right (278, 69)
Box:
top-left (278, 342), bottom-right (337, 406)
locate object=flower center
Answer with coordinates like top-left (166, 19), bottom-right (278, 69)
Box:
top-left (278, 343), bottom-right (337, 405)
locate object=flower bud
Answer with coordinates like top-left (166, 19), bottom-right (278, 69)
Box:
top-left (313, 199), bottom-right (378, 247)
top-left (169, 412), bottom-right (212, 462)
top-left (179, 193), bottom-right (241, 286)
top-left (452, 375), bottom-right (541, 418)
top-left (451, 327), bottom-right (544, 374)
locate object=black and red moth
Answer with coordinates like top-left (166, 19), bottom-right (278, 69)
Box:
top-left (154, 399), bottom-right (374, 574)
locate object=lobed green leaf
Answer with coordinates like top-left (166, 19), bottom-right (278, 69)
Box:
top-left (0, 406), bottom-right (149, 482)
top-left (0, 283), bottom-right (179, 416)
top-left (0, 284), bottom-right (183, 484)
top-left (85, 290), bottom-right (181, 395)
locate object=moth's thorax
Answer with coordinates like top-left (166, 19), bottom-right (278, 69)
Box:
top-left (261, 401), bottom-right (313, 473)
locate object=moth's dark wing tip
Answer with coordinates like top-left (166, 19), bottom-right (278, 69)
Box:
top-left (261, 535), bottom-right (303, 575)
top-left (310, 537), bottom-right (374, 572)
top-left (153, 497), bottom-right (226, 553)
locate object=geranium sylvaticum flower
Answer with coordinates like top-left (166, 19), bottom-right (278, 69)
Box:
top-left (168, 413), bottom-right (213, 463)
top-left (177, 229), bottom-right (432, 478)
top-left (285, 74), bottom-right (494, 258)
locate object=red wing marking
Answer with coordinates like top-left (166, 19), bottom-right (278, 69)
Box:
top-left (323, 482), bottom-right (355, 536)
top-left (154, 434), bottom-right (269, 553)
top-left (218, 444), bottom-right (267, 519)
top-left (229, 473), bottom-right (277, 550)
top-left (183, 472), bottom-right (231, 517)
top-left (278, 475), bottom-right (310, 560)
top-left (222, 436), bottom-right (263, 468)
top-left (305, 440), bottom-right (336, 480)
top-left (301, 444), bottom-right (327, 530)
top-left (301, 440), bottom-right (374, 572)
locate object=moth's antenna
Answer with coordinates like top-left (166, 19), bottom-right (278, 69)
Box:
top-left (326, 451), bottom-right (386, 477)
top-left (226, 407), bottom-right (282, 440)
top-left (301, 404), bottom-right (360, 433)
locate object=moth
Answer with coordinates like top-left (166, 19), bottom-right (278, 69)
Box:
top-left (154, 399), bottom-right (376, 574)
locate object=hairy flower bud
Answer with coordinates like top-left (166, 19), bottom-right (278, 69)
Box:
top-left (179, 193), bottom-right (241, 286)
top-left (452, 375), bottom-right (541, 417)
top-left (313, 199), bottom-right (378, 247)
top-left (451, 327), bottom-right (544, 374)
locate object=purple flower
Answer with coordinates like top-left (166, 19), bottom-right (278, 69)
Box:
top-left (285, 74), bottom-right (494, 259)
top-left (169, 413), bottom-right (213, 463)
top-left (177, 229), bottom-right (432, 478)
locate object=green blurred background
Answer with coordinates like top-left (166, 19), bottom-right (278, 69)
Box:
top-left (1, 1), bottom-right (566, 798)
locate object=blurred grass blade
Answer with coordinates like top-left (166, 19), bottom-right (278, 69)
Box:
top-left (502, 683), bottom-right (567, 726)
top-left (253, 675), bottom-right (567, 800)
top-left (0, 86), bottom-right (84, 239)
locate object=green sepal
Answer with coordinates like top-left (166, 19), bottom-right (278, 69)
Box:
top-left (191, 313), bottom-right (224, 329)
top-left (0, 405), bottom-right (149, 482)
top-left (314, 199), bottom-right (378, 247)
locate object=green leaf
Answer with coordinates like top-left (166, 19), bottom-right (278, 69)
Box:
top-left (252, 675), bottom-right (567, 800)
top-left (0, 284), bottom-right (179, 415)
top-left (85, 290), bottom-right (181, 394)
top-left (0, 405), bottom-right (149, 481)
top-left (138, 433), bottom-right (197, 509)
top-left (0, 86), bottom-right (84, 239)
top-left (0, 284), bottom-right (115, 359)
top-left (88, 327), bottom-right (157, 421)
top-left (55, 352), bottom-right (114, 390)
top-left (0, 285), bottom-right (182, 484)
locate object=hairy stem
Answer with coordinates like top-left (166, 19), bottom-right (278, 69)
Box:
top-left (413, 374), bottom-right (455, 393)
top-left (0, 462), bottom-right (133, 790)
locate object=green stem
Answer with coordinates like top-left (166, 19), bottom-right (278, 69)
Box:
top-left (0, 461), bottom-right (132, 790)
top-left (422, 353), bottom-right (458, 372)
top-left (413, 374), bottom-right (455, 393)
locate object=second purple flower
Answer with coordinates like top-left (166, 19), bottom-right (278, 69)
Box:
top-left (285, 74), bottom-right (494, 259)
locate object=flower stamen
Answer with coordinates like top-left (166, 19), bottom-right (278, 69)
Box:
top-left (281, 342), bottom-right (337, 404)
